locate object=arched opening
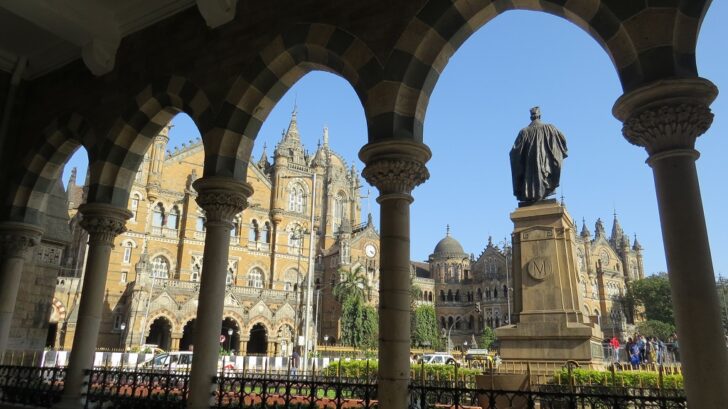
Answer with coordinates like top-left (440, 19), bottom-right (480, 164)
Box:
top-left (247, 323), bottom-right (268, 355)
top-left (221, 317), bottom-right (240, 353)
top-left (180, 319), bottom-right (196, 351)
top-left (146, 317), bottom-right (173, 351)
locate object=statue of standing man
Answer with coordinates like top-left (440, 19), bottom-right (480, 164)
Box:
top-left (509, 107), bottom-right (568, 205)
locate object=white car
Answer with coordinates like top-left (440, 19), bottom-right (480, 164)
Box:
top-left (419, 353), bottom-right (457, 365)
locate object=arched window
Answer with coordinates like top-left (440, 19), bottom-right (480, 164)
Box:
top-left (477, 288), bottom-right (483, 301)
top-left (288, 184), bottom-right (305, 213)
top-left (468, 315), bottom-right (474, 330)
top-left (284, 269), bottom-right (298, 291)
top-left (493, 287), bottom-right (498, 299)
top-left (151, 256), bottom-right (170, 278)
top-left (288, 226), bottom-right (303, 254)
top-left (196, 210), bottom-right (206, 232)
top-left (249, 219), bottom-right (259, 242)
top-left (503, 285), bottom-right (508, 296)
top-left (130, 194), bottom-right (141, 221)
top-left (441, 317), bottom-right (446, 329)
top-left (167, 206), bottom-right (179, 229)
top-left (333, 193), bottom-right (345, 232)
top-left (191, 256), bottom-right (202, 282)
top-left (226, 266), bottom-right (236, 285)
top-left (231, 216), bottom-right (240, 238)
top-left (455, 290), bottom-right (461, 302)
top-left (122, 241), bottom-right (134, 264)
top-left (440, 290), bottom-right (445, 302)
top-left (263, 222), bottom-right (271, 243)
top-left (248, 267), bottom-right (264, 288)
top-left (447, 316), bottom-right (454, 328)
top-left (152, 203), bottom-right (165, 227)
top-left (447, 290), bottom-right (453, 302)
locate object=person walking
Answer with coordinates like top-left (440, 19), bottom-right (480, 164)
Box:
top-left (610, 336), bottom-right (621, 363)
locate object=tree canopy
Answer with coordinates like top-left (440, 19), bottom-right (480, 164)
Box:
top-left (340, 295), bottom-right (378, 348)
top-left (333, 266), bottom-right (369, 303)
top-left (411, 304), bottom-right (441, 349)
top-left (626, 273), bottom-right (674, 325)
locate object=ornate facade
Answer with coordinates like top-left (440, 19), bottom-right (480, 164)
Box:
top-left (53, 110), bottom-right (378, 355)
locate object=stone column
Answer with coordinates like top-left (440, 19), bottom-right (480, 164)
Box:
top-left (187, 177), bottom-right (251, 409)
top-left (239, 336), bottom-right (249, 355)
top-left (0, 222), bottom-right (42, 356)
top-left (360, 140), bottom-right (430, 409)
top-left (171, 335), bottom-right (182, 351)
top-left (57, 203), bottom-right (131, 409)
top-left (614, 78), bottom-right (728, 408)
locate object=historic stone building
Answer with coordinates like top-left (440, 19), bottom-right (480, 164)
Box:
top-left (411, 214), bottom-right (645, 350)
top-left (52, 110), bottom-right (378, 355)
top-left (1, 2), bottom-right (725, 407)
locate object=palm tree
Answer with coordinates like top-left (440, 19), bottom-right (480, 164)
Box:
top-left (333, 266), bottom-right (370, 303)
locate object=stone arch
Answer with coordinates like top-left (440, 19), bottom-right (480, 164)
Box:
top-left (205, 23), bottom-right (382, 179)
top-left (6, 113), bottom-right (95, 224)
top-left (222, 311), bottom-right (245, 331)
top-left (244, 317), bottom-right (272, 335)
top-left (274, 319), bottom-right (295, 337)
top-left (88, 76), bottom-right (213, 206)
top-left (145, 309), bottom-right (180, 335)
top-left (377, 0), bottom-right (695, 143)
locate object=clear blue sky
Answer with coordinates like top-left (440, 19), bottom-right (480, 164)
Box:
top-left (63, 4), bottom-right (728, 277)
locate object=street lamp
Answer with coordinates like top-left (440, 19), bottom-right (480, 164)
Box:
top-left (119, 323), bottom-right (126, 349)
top-left (227, 328), bottom-right (233, 352)
top-left (323, 334), bottom-right (329, 355)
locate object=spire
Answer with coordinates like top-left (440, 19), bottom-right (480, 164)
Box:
top-left (594, 218), bottom-right (605, 238)
top-left (487, 236), bottom-right (493, 248)
top-left (632, 234), bottom-right (642, 251)
top-left (323, 126), bottom-right (329, 147)
top-left (283, 108), bottom-right (301, 142)
top-left (257, 143), bottom-right (270, 168)
top-left (610, 209), bottom-right (624, 245)
top-left (68, 167), bottom-right (77, 188)
top-left (580, 217), bottom-right (591, 238)
top-left (275, 106), bottom-right (306, 162)
top-left (446, 225), bottom-right (450, 237)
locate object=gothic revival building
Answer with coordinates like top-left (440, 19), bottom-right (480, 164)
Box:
top-left (411, 214), bottom-right (645, 350)
top-left (52, 110), bottom-right (378, 355)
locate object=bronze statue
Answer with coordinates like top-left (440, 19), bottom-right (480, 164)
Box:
top-left (509, 107), bottom-right (568, 204)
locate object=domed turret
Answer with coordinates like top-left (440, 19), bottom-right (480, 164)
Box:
top-left (432, 225), bottom-right (467, 257)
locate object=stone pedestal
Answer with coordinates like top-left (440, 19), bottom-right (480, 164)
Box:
top-left (496, 200), bottom-right (603, 366)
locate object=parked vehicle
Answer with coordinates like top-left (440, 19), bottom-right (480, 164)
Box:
top-left (141, 351), bottom-right (193, 371)
top-left (419, 353), bottom-right (457, 365)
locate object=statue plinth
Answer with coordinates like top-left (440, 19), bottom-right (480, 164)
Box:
top-left (496, 200), bottom-right (604, 365)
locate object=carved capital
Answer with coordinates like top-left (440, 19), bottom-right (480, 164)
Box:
top-left (359, 140), bottom-right (431, 197)
top-left (613, 78), bottom-right (718, 156)
top-left (0, 222), bottom-right (43, 259)
top-left (193, 177), bottom-right (253, 223)
top-left (79, 203), bottom-right (132, 246)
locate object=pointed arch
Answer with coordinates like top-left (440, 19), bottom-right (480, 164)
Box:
top-left (88, 76), bottom-right (213, 207)
top-left (205, 23), bottom-right (382, 179)
top-left (6, 113), bottom-right (95, 224)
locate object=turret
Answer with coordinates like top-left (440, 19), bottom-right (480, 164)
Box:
top-left (594, 218), bottom-right (606, 239)
top-left (580, 218), bottom-right (591, 239)
top-left (581, 218), bottom-right (594, 276)
top-left (633, 234), bottom-right (644, 279)
top-left (610, 211), bottom-right (624, 248)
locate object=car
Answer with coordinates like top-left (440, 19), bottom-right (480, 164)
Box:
top-left (141, 351), bottom-right (194, 371)
top-left (419, 353), bottom-right (457, 365)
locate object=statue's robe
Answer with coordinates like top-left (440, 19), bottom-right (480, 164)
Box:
top-left (509, 119), bottom-right (568, 203)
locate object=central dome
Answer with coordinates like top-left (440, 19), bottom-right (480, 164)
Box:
top-left (433, 235), bottom-right (465, 256)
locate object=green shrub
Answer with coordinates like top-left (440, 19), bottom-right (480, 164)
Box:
top-left (321, 360), bottom-right (481, 382)
top-left (552, 369), bottom-right (683, 389)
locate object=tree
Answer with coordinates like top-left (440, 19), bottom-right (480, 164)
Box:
top-left (626, 273), bottom-right (674, 325)
top-left (340, 295), bottom-right (378, 348)
top-left (479, 326), bottom-right (497, 350)
top-left (333, 266), bottom-right (369, 303)
top-left (637, 320), bottom-right (676, 341)
top-left (411, 304), bottom-right (441, 349)
top-left (717, 275), bottom-right (728, 335)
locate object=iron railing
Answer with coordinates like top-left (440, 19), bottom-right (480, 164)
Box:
top-left (408, 381), bottom-right (687, 409)
top-left (84, 368), bottom-right (189, 409)
top-left (0, 365), bottom-right (688, 409)
top-left (213, 372), bottom-right (378, 408)
top-left (0, 365), bottom-right (65, 407)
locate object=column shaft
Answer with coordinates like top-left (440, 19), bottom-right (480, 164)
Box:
top-left (187, 220), bottom-right (232, 409)
top-left (56, 203), bottom-right (129, 409)
top-left (0, 223), bottom-right (41, 356)
top-left (377, 195), bottom-right (413, 409)
top-left (187, 177), bottom-right (251, 409)
top-left (650, 152), bottom-right (728, 407)
top-left (0, 257), bottom-right (24, 355)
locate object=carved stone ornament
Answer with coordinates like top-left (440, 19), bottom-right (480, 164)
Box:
top-left (622, 103), bottom-right (713, 155)
top-left (0, 222), bottom-right (43, 258)
top-left (362, 158), bottom-right (429, 196)
top-left (78, 203), bottom-right (133, 246)
top-left (527, 256), bottom-right (552, 281)
top-left (193, 177), bottom-right (253, 223)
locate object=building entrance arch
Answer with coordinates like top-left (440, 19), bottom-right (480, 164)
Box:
top-left (221, 317), bottom-right (240, 353)
top-left (247, 323), bottom-right (267, 355)
top-left (146, 317), bottom-right (173, 351)
top-left (180, 319), bottom-right (195, 351)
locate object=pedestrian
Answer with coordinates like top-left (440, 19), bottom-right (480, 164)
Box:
top-left (291, 349), bottom-right (300, 376)
top-left (610, 336), bottom-right (620, 363)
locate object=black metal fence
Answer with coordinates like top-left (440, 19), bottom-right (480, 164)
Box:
top-left (0, 365), bottom-right (688, 409)
top-left (0, 365), bottom-right (65, 407)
